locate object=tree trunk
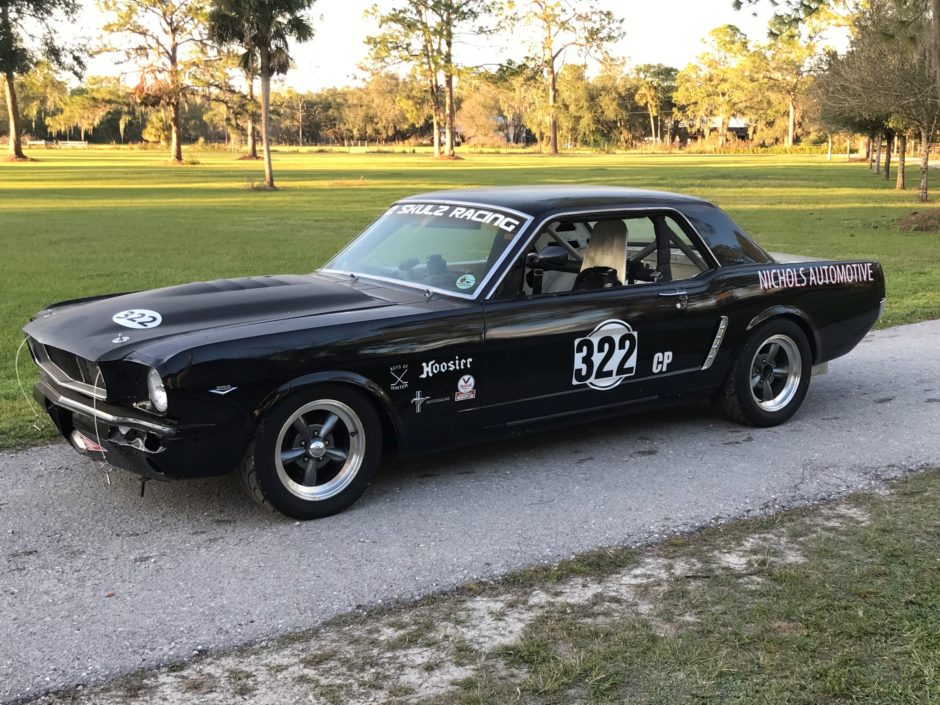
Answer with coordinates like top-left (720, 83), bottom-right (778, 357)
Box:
top-left (865, 135), bottom-right (872, 167)
top-left (897, 134), bottom-right (906, 190)
top-left (3, 70), bottom-right (25, 160)
top-left (918, 128), bottom-right (929, 203)
top-left (444, 72), bottom-right (455, 157)
top-left (431, 110), bottom-right (441, 157)
top-left (883, 132), bottom-right (893, 181)
top-left (846, 134), bottom-right (851, 160)
top-left (246, 73), bottom-right (257, 158)
top-left (874, 132), bottom-right (882, 175)
top-left (443, 15), bottom-right (456, 158)
top-left (260, 59), bottom-right (275, 189)
top-left (933, 0), bottom-right (940, 107)
top-left (786, 96), bottom-right (795, 148)
top-left (170, 98), bottom-right (183, 163)
top-left (827, 134), bottom-right (832, 161)
top-left (547, 61), bottom-right (558, 155)
top-left (648, 108), bottom-right (656, 144)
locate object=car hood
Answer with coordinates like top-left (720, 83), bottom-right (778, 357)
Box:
top-left (24, 273), bottom-right (396, 362)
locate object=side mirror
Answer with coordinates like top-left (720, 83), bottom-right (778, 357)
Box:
top-left (525, 244), bottom-right (570, 270)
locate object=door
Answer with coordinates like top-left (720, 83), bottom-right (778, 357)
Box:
top-left (480, 211), bottom-right (725, 427)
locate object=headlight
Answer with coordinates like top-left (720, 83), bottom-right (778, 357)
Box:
top-left (147, 368), bottom-right (168, 412)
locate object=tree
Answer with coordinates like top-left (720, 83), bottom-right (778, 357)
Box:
top-left (675, 25), bottom-right (750, 148)
top-left (16, 62), bottom-right (68, 139)
top-left (46, 76), bottom-right (132, 140)
top-left (815, 2), bottom-right (940, 201)
top-left (508, 0), bottom-right (623, 155)
top-left (0, 0), bottom-right (82, 159)
top-left (209, 0), bottom-right (315, 189)
top-left (366, 0), bottom-right (488, 158)
top-left (633, 64), bottom-right (678, 143)
top-left (100, 0), bottom-right (208, 163)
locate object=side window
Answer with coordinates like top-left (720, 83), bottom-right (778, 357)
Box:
top-left (658, 215), bottom-right (710, 282)
top-left (490, 211), bottom-right (712, 299)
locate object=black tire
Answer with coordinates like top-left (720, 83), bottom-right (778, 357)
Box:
top-left (238, 385), bottom-right (383, 519)
top-left (714, 318), bottom-right (812, 427)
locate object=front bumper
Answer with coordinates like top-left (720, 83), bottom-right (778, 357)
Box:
top-left (34, 379), bottom-right (232, 480)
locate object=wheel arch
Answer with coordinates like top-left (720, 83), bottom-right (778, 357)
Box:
top-left (746, 306), bottom-right (820, 364)
top-left (255, 371), bottom-right (403, 452)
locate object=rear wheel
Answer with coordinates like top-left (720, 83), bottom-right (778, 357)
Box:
top-left (239, 385), bottom-right (382, 519)
top-left (715, 319), bottom-right (812, 427)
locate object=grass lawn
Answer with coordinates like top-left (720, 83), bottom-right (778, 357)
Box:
top-left (30, 469), bottom-right (940, 704)
top-left (2, 149), bottom-right (939, 448)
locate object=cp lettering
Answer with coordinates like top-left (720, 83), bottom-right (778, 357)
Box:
top-left (652, 351), bottom-right (673, 374)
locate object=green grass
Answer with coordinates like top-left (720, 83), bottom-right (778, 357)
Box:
top-left (2, 149), bottom-right (939, 448)
top-left (434, 470), bottom-right (940, 705)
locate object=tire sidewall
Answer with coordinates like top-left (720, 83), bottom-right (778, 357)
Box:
top-left (733, 319), bottom-right (812, 427)
top-left (252, 385), bottom-right (382, 519)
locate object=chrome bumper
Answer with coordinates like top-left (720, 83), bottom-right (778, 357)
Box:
top-left (34, 379), bottom-right (176, 437)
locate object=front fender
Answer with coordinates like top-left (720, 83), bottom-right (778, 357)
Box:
top-left (255, 370), bottom-right (405, 447)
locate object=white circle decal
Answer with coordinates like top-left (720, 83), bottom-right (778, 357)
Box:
top-left (456, 274), bottom-right (476, 290)
top-left (112, 309), bottom-right (163, 329)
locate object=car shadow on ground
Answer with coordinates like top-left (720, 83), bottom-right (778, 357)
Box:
top-left (44, 400), bottom-right (732, 525)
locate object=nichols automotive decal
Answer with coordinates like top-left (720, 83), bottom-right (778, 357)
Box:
top-left (420, 355), bottom-right (472, 379)
top-left (390, 364), bottom-right (409, 391)
top-left (455, 374), bottom-right (476, 401)
top-left (390, 203), bottom-right (523, 234)
top-left (758, 263), bottom-right (875, 291)
top-left (572, 320), bottom-right (638, 391)
top-left (112, 309), bottom-right (162, 329)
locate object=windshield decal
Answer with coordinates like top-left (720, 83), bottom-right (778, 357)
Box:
top-left (391, 202), bottom-right (523, 234)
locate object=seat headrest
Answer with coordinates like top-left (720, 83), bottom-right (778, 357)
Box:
top-left (592, 219), bottom-right (627, 240)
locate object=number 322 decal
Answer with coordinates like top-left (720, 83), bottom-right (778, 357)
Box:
top-left (112, 309), bottom-right (163, 329)
top-left (572, 319), bottom-right (638, 391)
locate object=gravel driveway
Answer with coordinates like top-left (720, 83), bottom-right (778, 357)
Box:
top-left (2, 319), bottom-right (938, 703)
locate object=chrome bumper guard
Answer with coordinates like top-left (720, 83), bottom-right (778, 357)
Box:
top-left (34, 379), bottom-right (177, 437)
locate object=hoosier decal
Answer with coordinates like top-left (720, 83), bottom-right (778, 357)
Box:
top-left (758, 263), bottom-right (875, 291)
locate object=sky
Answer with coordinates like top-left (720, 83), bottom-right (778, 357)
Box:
top-left (72, 0), bottom-right (778, 91)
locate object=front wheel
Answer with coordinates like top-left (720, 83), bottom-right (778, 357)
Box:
top-left (239, 385), bottom-right (383, 519)
top-left (714, 319), bottom-right (812, 427)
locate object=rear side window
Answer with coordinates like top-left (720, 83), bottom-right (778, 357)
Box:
top-left (681, 203), bottom-right (773, 266)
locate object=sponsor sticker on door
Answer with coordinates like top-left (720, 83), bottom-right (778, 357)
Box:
top-left (572, 319), bottom-right (638, 391)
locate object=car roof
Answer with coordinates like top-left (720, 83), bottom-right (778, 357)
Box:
top-left (398, 185), bottom-right (713, 219)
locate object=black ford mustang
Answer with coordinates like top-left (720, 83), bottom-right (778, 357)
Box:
top-left (23, 186), bottom-right (885, 519)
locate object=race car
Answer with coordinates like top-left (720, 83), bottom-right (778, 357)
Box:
top-left (23, 186), bottom-right (886, 519)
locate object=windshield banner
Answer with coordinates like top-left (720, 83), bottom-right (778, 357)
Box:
top-left (389, 202), bottom-right (524, 235)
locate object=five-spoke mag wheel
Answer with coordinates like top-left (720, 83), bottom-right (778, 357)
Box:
top-left (715, 318), bottom-right (812, 427)
top-left (239, 386), bottom-right (382, 520)
top-left (276, 400), bottom-right (364, 501)
top-left (749, 334), bottom-right (802, 413)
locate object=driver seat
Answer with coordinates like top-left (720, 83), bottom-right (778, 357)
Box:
top-left (573, 220), bottom-right (627, 291)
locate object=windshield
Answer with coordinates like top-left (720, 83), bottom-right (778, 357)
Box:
top-left (325, 202), bottom-right (528, 296)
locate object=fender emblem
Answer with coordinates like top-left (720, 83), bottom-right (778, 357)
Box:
top-left (209, 385), bottom-right (238, 395)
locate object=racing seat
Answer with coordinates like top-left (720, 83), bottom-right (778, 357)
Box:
top-left (572, 219), bottom-right (627, 291)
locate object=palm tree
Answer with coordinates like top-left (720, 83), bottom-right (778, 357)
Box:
top-left (208, 0), bottom-right (314, 189)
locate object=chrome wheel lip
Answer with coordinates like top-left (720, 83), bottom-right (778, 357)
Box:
top-left (275, 399), bottom-right (364, 501)
top-left (749, 334), bottom-right (802, 413)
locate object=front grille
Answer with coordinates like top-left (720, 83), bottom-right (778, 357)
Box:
top-left (28, 338), bottom-right (107, 400)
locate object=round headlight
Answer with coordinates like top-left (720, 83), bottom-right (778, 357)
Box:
top-left (147, 368), bottom-right (168, 412)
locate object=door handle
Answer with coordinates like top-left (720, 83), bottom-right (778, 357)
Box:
top-left (658, 289), bottom-right (689, 309)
